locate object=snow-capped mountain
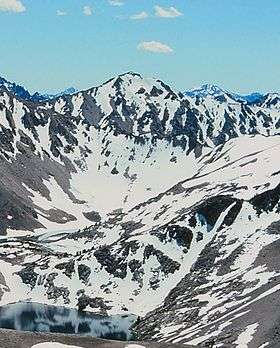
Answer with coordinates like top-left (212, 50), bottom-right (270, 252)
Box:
top-left (184, 84), bottom-right (227, 98)
top-left (260, 93), bottom-right (280, 109)
top-left (185, 83), bottom-right (265, 104)
top-left (0, 72), bottom-right (280, 347)
top-left (1, 72), bottom-right (280, 234)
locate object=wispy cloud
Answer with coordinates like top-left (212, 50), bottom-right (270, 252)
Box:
top-left (154, 5), bottom-right (182, 18)
top-left (0, 0), bottom-right (25, 13)
top-left (109, 0), bottom-right (124, 6)
top-left (138, 41), bottom-right (173, 54)
top-left (130, 11), bottom-right (148, 20)
top-left (83, 5), bottom-right (92, 16)
top-left (56, 9), bottom-right (67, 16)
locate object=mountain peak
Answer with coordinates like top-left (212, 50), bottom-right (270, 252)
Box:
top-left (184, 83), bottom-right (266, 104)
top-left (184, 83), bottom-right (226, 98)
top-left (0, 75), bottom-right (33, 100)
top-left (62, 87), bottom-right (77, 94)
top-left (119, 71), bottom-right (143, 79)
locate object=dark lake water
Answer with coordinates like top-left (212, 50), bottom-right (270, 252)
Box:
top-left (0, 302), bottom-right (137, 341)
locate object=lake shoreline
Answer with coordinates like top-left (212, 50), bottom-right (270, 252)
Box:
top-left (0, 328), bottom-right (195, 348)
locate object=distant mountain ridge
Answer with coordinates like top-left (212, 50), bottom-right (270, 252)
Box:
top-left (32, 86), bottom-right (78, 101)
top-left (0, 76), bottom-right (34, 101)
top-left (184, 83), bottom-right (226, 98)
top-left (184, 83), bottom-right (266, 104)
top-left (0, 75), bottom-right (77, 102)
top-left (2, 74), bottom-right (278, 106)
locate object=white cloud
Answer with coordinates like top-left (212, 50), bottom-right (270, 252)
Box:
top-left (130, 11), bottom-right (148, 20)
top-left (109, 0), bottom-right (124, 6)
top-left (83, 5), bottom-right (92, 16)
top-left (137, 41), bottom-right (173, 54)
top-left (154, 5), bottom-right (182, 18)
top-left (56, 9), bottom-right (67, 16)
top-left (0, 0), bottom-right (25, 13)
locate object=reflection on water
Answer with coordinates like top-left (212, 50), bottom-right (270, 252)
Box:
top-left (0, 302), bottom-right (136, 341)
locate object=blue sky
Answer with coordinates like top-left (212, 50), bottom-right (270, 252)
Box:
top-left (0, 0), bottom-right (279, 94)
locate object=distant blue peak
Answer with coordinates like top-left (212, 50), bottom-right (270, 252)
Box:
top-left (184, 84), bottom-right (264, 104)
top-left (0, 75), bottom-right (77, 101)
top-left (184, 84), bottom-right (225, 98)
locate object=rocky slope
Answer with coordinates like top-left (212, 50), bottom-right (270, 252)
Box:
top-left (1, 73), bottom-right (280, 235)
top-left (0, 73), bottom-right (280, 347)
top-left (1, 134), bottom-right (280, 346)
